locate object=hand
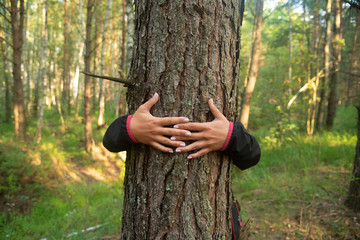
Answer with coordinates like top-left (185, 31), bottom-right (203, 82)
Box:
top-left (171, 99), bottom-right (230, 159)
top-left (130, 93), bottom-right (192, 153)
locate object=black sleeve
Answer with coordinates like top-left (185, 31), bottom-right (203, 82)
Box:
top-left (103, 115), bottom-right (134, 152)
top-left (223, 120), bottom-right (261, 170)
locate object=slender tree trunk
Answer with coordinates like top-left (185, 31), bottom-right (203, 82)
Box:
top-left (97, 0), bottom-right (112, 127)
top-left (0, 26), bottom-right (12, 123)
top-left (74, 0), bottom-right (85, 119)
top-left (316, 0), bottom-right (332, 130)
top-left (345, 106), bottom-right (360, 212)
top-left (62, 0), bottom-right (70, 114)
top-left (11, 0), bottom-right (26, 141)
top-left (326, 0), bottom-right (342, 129)
top-left (288, 2), bottom-right (293, 98)
top-left (240, 0), bottom-right (263, 129)
top-left (36, 0), bottom-right (48, 143)
top-left (122, 0), bottom-right (243, 238)
top-left (307, 0), bottom-right (320, 135)
top-left (84, 0), bottom-right (94, 153)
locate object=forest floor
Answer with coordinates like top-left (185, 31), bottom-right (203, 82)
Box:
top-left (0, 106), bottom-right (359, 239)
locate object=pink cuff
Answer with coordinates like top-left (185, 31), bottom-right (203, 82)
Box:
top-left (220, 121), bottom-right (233, 151)
top-left (126, 115), bottom-right (139, 143)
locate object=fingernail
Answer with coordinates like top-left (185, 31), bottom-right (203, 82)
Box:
top-left (176, 149), bottom-right (181, 153)
top-left (174, 125), bottom-right (179, 129)
top-left (187, 155), bottom-right (192, 159)
top-left (184, 118), bottom-right (190, 122)
top-left (209, 98), bottom-right (213, 104)
top-left (153, 92), bottom-right (158, 98)
top-left (170, 137), bottom-right (176, 141)
top-left (168, 149), bottom-right (174, 153)
top-left (180, 143), bottom-right (185, 147)
top-left (186, 132), bottom-right (191, 136)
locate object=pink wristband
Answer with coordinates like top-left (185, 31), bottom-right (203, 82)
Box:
top-left (126, 115), bottom-right (139, 143)
top-left (220, 121), bottom-right (233, 151)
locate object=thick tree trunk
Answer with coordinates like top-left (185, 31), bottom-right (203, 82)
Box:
top-left (240, 0), bottom-right (263, 129)
top-left (345, 106), bottom-right (360, 212)
top-left (325, 0), bottom-right (342, 129)
top-left (11, 0), bottom-right (26, 141)
top-left (122, 0), bottom-right (243, 239)
top-left (347, 12), bottom-right (359, 106)
top-left (84, 0), bottom-right (94, 153)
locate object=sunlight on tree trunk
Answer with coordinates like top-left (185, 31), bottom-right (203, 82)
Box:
top-left (11, 0), bottom-right (26, 141)
top-left (326, 0), bottom-right (342, 129)
top-left (84, 0), bottom-right (94, 153)
top-left (97, 0), bottom-right (112, 128)
top-left (240, 0), bottom-right (263, 129)
top-left (36, 0), bottom-right (48, 143)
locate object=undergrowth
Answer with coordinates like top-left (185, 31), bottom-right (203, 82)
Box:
top-left (0, 105), bottom-right (358, 239)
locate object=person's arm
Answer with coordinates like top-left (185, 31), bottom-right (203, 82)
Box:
top-left (222, 120), bottom-right (261, 170)
top-left (103, 93), bottom-right (191, 153)
top-left (170, 99), bottom-right (261, 170)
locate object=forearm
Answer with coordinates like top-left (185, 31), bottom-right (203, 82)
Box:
top-left (222, 121), bottom-right (261, 170)
top-left (103, 115), bottom-right (135, 152)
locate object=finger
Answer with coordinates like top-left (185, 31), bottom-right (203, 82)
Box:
top-left (151, 141), bottom-right (174, 153)
top-left (208, 98), bottom-right (226, 120)
top-left (156, 135), bottom-right (186, 148)
top-left (156, 116), bottom-right (190, 126)
top-left (158, 127), bottom-right (192, 137)
top-left (187, 148), bottom-right (210, 159)
top-left (175, 140), bottom-right (206, 153)
top-left (141, 93), bottom-right (159, 111)
top-left (173, 122), bottom-right (208, 131)
top-left (170, 132), bottom-right (203, 141)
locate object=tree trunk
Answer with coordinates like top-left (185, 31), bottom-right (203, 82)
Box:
top-left (316, 0), bottom-right (332, 131)
top-left (326, 0), bottom-right (342, 129)
top-left (62, 0), bottom-right (70, 115)
top-left (11, 0), bottom-right (26, 141)
top-left (36, 0), bottom-right (48, 143)
top-left (347, 11), bottom-right (359, 106)
top-left (84, 0), bottom-right (94, 153)
top-left (240, 0), bottom-right (263, 129)
top-left (0, 24), bottom-right (12, 123)
top-left (122, 0), bottom-right (243, 239)
top-left (97, 0), bottom-right (112, 128)
top-left (345, 106), bottom-right (360, 212)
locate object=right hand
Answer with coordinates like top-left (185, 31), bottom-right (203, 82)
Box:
top-left (130, 93), bottom-right (192, 153)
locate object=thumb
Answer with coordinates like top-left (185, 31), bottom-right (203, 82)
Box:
top-left (141, 92), bottom-right (159, 111)
top-left (209, 99), bottom-right (225, 119)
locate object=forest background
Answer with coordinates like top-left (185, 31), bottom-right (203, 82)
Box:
top-left (0, 0), bottom-right (359, 239)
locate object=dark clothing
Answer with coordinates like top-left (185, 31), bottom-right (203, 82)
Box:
top-left (103, 115), bottom-right (261, 170)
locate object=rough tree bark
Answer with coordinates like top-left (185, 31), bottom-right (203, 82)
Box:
top-left (122, 0), bottom-right (243, 239)
top-left (10, 0), bottom-right (26, 141)
top-left (326, 0), bottom-right (342, 129)
top-left (345, 106), bottom-right (360, 212)
top-left (240, 0), bottom-right (263, 129)
top-left (84, 0), bottom-right (94, 153)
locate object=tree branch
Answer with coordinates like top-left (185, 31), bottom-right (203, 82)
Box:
top-left (0, 36), bottom-right (13, 48)
top-left (81, 71), bottom-right (132, 85)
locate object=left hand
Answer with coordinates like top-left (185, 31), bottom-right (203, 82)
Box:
top-left (170, 99), bottom-right (230, 159)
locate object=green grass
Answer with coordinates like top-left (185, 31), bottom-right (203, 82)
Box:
top-left (232, 105), bottom-right (358, 239)
top-left (0, 105), bottom-right (358, 239)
